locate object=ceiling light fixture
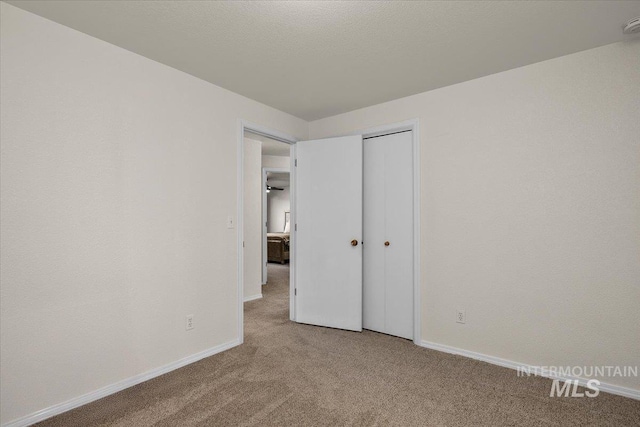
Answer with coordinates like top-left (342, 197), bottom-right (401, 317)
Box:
top-left (623, 17), bottom-right (640, 34)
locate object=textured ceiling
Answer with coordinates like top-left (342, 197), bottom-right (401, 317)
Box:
top-left (7, 1), bottom-right (640, 120)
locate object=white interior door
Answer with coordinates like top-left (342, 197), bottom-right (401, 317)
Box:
top-left (363, 131), bottom-right (413, 339)
top-left (295, 135), bottom-right (363, 331)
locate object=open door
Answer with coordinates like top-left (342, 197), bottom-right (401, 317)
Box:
top-left (294, 135), bottom-right (363, 331)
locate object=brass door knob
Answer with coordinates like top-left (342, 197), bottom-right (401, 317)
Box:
top-left (351, 239), bottom-right (358, 246)
top-left (384, 241), bottom-right (390, 246)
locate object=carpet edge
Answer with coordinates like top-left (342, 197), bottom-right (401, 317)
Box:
top-left (419, 340), bottom-right (640, 401)
top-left (3, 338), bottom-right (241, 427)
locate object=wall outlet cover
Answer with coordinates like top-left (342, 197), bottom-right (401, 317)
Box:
top-left (186, 314), bottom-right (194, 330)
top-left (456, 308), bottom-right (466, 324)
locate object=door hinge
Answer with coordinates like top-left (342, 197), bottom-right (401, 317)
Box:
top-left (295, 224), bottom-right (297, 231)
top-left (243, 241), bottom-right (245, 248)
top-left (294, 288), bottom-right (297, 296)
top-left (295, 159), bottom-right (297, 167)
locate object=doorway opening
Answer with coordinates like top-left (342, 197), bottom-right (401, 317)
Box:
top-left (263, 168), bottom-right (291, 279)
top-left (237, 121), bottom-right (297, 343)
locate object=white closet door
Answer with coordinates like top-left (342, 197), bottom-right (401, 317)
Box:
top-left (363, 131), bottom-right (413, 339)
top-left (295, 135), bottom-right (363, 331)
top-left (363, 137), bottom-right (386, 334)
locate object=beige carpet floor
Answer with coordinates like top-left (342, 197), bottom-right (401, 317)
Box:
top-left (39, 263), bottom-right (640, 426)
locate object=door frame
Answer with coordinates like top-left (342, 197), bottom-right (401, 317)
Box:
top-left (262, 166), bottom-right (290, 284)
top-left (237, 119), bottom-right (297, 344)
top-left (292, 119), bottom-right (421, 345)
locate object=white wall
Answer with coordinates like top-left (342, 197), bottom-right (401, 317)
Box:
top-left (0, 4), bottom-right (307, 425)
top-left (262, 154), bottom-right (290, 169)
top-left (310, 40), bottom-right (640, 391)
top-left (267, 187), bottom-right (290, 233)
top-left (243, 138), bottom-right (263, 299)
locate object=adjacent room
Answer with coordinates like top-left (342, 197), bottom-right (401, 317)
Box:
top-left (243, 129), bottom-right (291, 301)
top-left (1, 1), bottom-right (639, 426)
top-left (265, 172), bottom-right (291, 266)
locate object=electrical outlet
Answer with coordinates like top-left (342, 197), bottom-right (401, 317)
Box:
top-left (186, 314), bottom-right (194, 330)
top-left (226, 215), bottom-right (234, 229)
top-left (456, 308), bottom-right (466, 324)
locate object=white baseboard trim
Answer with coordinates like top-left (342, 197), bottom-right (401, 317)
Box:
top-left (3, 338), bottom-right (241, 427)
top-left (419, 340), bottom-right (639, 401)
top-left (243, 293), bottom-right (262, 302)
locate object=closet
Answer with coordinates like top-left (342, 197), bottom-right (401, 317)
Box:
top-left (294, 130), bottom-right (414, 341)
